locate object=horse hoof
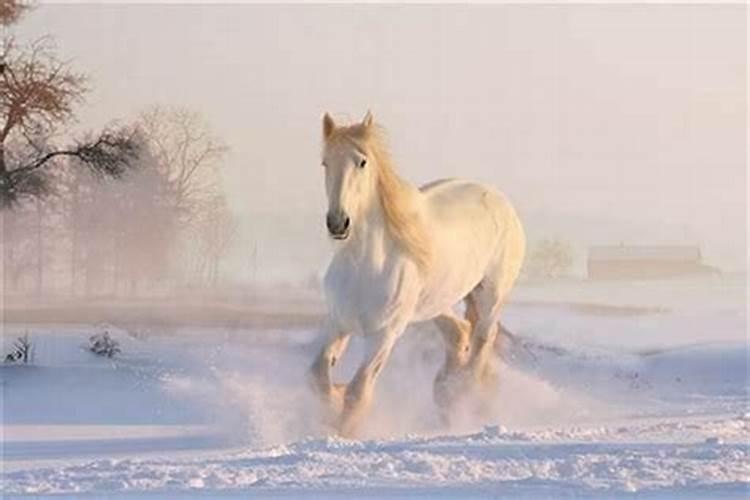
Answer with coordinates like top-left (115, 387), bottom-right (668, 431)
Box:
top-left (313, 383), bottom-right (348, 432)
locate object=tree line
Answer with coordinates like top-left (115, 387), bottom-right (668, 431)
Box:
top-left (1, 1), bottom-right (237, 297)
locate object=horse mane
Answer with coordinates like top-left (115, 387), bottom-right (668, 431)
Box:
top-left (327, 123), bottom-right (431, 272)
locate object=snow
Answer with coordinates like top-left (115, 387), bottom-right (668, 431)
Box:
top-left (1, 276), bottom-right (748, 498)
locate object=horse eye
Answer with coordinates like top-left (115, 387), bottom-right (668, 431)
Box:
top-left (359, 158), bottom-right (367, 168)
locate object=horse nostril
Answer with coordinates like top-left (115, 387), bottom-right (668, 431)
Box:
top-left (326, 212), bottom-right (350, 236)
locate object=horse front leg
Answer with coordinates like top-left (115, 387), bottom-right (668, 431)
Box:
top-left (338, 331), bottom-right (398, 437)
top-left (309, 326), bottom-right (351, 422)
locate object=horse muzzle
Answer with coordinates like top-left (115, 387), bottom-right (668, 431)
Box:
top-left (326, 211), bottom-right (351, 240)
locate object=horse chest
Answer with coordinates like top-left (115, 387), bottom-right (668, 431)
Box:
top-left (324, 254), bottom-right (417, 334)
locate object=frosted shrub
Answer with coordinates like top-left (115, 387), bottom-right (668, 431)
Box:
top-left (5, 333), bottom-right (33, 364)
top-left (89, 331), bottom-right (121, 358)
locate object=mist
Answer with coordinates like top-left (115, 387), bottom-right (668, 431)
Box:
top-left (14, 3), bottom-right (746, 286)
top-left (3, 4), bottom-right (749, 495)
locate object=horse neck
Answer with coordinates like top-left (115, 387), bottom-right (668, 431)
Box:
top-left (343, 192), bottom-right (392, 265)
top-left (343, 169), bottom-right (423, 269)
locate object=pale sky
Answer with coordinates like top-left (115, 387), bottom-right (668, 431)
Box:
top-left (16, 4), bottom-right (747, 279)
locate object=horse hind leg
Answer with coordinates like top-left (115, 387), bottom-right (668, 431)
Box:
top-left (464, 293), bottom-right (479, 326)
top-left (432, 310), bottom-right (473, 420)
top-left (435, 311), bottom-right (473, 372)
top-left (466, 279), bottom-right (510, 390)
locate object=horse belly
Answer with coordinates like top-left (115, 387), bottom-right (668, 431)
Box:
top-left (413, 184), bottom-right (506, 321)
top-left (413, 227), bottom-right (496, 322)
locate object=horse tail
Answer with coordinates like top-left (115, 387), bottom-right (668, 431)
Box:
top-left (495, 321), bottom-right (539, 363)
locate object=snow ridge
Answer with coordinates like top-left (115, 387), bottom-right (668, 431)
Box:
top-left (4, 416), bottom-right (748, 496)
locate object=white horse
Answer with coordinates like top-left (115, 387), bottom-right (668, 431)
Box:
top-left (310, 111), bottom-right (525, 436)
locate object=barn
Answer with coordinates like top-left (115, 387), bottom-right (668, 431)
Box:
top-left (587, 245), bottom-right (715, 280)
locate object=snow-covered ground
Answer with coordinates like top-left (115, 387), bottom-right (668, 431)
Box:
top-left (1, 276), bottom-right (748, 498)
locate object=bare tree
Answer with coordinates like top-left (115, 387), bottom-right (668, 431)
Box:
top-left (0, 7), bottom-right (140, 208)
top-left (193, 194), bottom-right (237, 287)
top-left (2, 203), bottom-right (35, 291)
top-left (55, 135), bottom-right (177, 297)
top-left (111, 147), bottom-right (178, 295)
top-left (0, 0), bottom-right (28, 27)
top-left (136, 106), bottom-right (227, 223)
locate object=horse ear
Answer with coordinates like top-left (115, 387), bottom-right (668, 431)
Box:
top-left (323, 113), bottom-right (336, 139)
top-left (362, 110), bottom-right (373, 128)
